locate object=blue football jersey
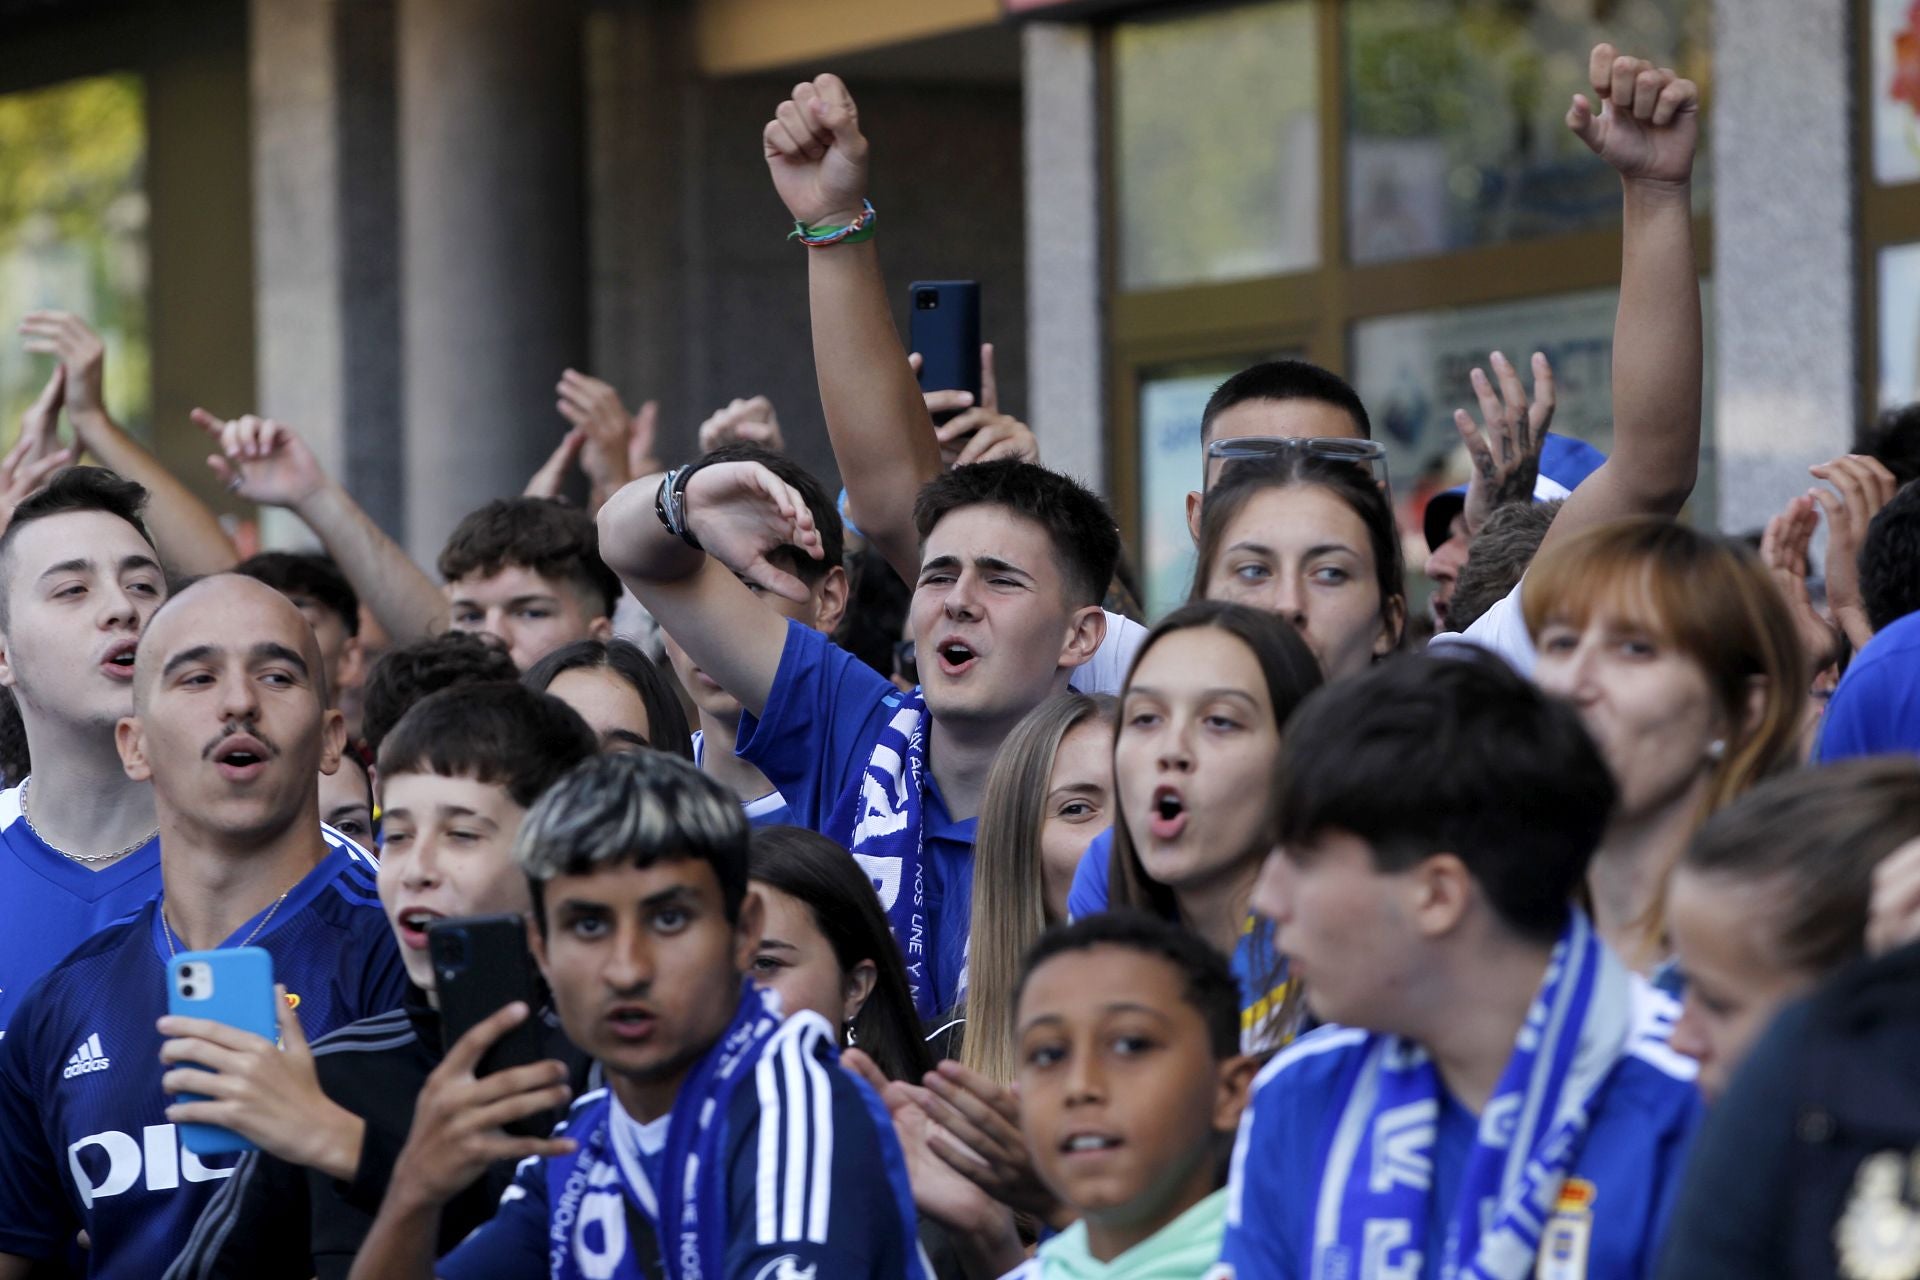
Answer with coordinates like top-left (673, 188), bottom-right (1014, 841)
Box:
top-left (439, 1012), bottom-right (931, 1280)
top-left (0, 780), bottom-right (162, 1039)
top-left (0, 833), bottom-right (407, 1278)
top-left (1214, 987), bottom-right (1704, 1279)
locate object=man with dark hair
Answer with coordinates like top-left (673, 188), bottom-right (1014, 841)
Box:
top-left (1445, 498), bottom-right (1562, 634)
top-left (234, 551), bottom-right (364, 714)
top-left (1857, 401), bottom-right (1920, 485)
top-left (1859, 478), bottom-right (1920, 634)
top-left (359, 632), bottom-right (520, 755)
top-left (0, 574), bottom-right (405, 1279)
top-left (350, 751), bottom-right (930, 1280)
top-left (1188, 359), bottom-right (1373, 539)
top-left (166, 683), bottom-right (600, 1280)
top-left (659, 443), bottom-right (847, 826)
top-left (600, 452), bottom-right (1113, 1017)
top-left (0, 467), bottom-right (169, 1037)
top-left (439, 497), bottom-right (620, 671)
top-left (1218, 652), bottom-right (1702, 1279)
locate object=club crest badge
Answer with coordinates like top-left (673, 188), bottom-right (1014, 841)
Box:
top-left (1535, 1178), bottom-right (1596, 1280)
top-left (1836, 1150), bottom-right (1920, 1280)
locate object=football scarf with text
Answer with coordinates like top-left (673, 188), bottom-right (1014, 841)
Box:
top-left (1313, 910), bottom-right (1633, 1280)
top-left (826, 689), bottom-right (936, 1018)
top-left (566, 984), bottom-right (784, 1280)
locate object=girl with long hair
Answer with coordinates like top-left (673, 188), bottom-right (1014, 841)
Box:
top-left (1668, 758), bottom-right (1920, 1100)
top-left (958, 692), bottom-right (1115, 1082)
top-left (522, 637), bottom-right (694, 761)
top-left (1525, 517), bottom-right (1806, 974)
top-left (747, 825), bottom-right (933, 1085)
top-left (1106, 601), bottom-right (1324, 1051)
top-left (1192, 452), bottom-right (1407, 680)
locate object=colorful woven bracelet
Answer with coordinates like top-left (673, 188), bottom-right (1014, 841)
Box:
top-left (789, 199), bottom-right (877, 248)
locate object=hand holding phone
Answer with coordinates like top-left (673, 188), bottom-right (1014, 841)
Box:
top-left (909, 281), bottom-right (981, 425)
top-left (165, 948), bottom-right (278, 1157)
top-left (428, 914), bottom-right (553, 1136)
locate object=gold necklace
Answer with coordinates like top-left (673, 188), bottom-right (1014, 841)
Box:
top-left (20, 777), bottom-right (158, 865)
top-left (161, 889), bottom-right (291, 957)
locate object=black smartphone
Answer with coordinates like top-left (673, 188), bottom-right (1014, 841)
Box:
top-left (909, 280), bottom-right (981, 424)
top-left (428, 914), bottom-right (550, 1132)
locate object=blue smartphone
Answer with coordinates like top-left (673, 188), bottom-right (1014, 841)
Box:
top-left (166, 947), bottom-right (277, 1157)
top-left (909, 280), bottom-right (981, 424)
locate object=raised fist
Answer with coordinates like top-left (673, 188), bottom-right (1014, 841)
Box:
top-left (763, 74), bottom-right (870, 230)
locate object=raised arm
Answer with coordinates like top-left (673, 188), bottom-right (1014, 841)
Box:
top-left (19, 312), bottom-right (240, 575)
top-left (764, 75), bottom-right (943, 585)
top-left (1541, 44), bottom-right (1702, 558)
top-left (196, 412), bottom-right (446, 644)
top-left (596, 460), bottom-right (823, 719)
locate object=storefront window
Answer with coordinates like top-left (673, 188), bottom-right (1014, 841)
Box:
top-left (0, 74), bottom-right (149, 439)
top-left (1881, 243), bottom-right (1920, 405)
top-left (1135, 358), bottom-right (1261, 617)
top-left (1874, 0), bottom-right (1920, 184)
top-left (1344, 0), bottom-right (1711, 264)
top-left (1114, 1), bottom-right (1319, 292)
top-left (1353, 282), bottom-right (1717, 557)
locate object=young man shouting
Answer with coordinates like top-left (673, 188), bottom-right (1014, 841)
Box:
top-left (0, 469), bottom-right (170, 1037)
top-left (0, 574), bottom-right (406, 1279)
top-left (1217, 653), bottom-right (1701, 1280)
top-left (350, 750), bottom-right (930, 1279)
top-left (599, 455), bottom-right (1116, 1019)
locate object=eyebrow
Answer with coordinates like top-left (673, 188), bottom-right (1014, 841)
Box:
top-left (37, 553), bottom-right (162, 584)
top-left (1125, 686), bottom-right (1260, 706)
top-left (160, 641), bottom-right (312, 681)
top-left (1046, 782), bottom-right (1107, 799)
top-left (758, 938), bottom-right (799, 953)
top-left (449, 592), bottom-right (562, 609)
top-left (1017, 1002), bottom-right (1176, 1033)
top-left (1225, 540), bottom-right (1359, 559)
top-left (920, 554), bottom-right (1035, 582)
top-left (603, 729), bottom-right (650, 750)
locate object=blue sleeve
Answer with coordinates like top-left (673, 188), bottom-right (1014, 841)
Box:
top-left (724, 1034), bottom-right (925, 1280)
top-left (735, 620), bottom-right (895, 831)
top-left (1066, 829), bottom-right (1113, 922)
top-left (436, 1154), bottom-right (552, 1280)
top-left (1217, 1055), bottom-right (1323, 1279)
top-left (0, 988), bottom-right (73, 1259)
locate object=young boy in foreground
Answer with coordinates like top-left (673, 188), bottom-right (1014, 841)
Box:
top-left (350, 750), bottom-right (930, 1280)
top-left (1004, 912), bottom-right (1257, 1280)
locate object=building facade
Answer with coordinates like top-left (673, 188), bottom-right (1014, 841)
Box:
top-left (0, 0), bottom-right (1881, 616)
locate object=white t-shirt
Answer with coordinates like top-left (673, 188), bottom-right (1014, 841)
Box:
top-left (1070, 610), bottom-right (1149, 696)
top-left (1426, 579), bottom-right (1536, 676)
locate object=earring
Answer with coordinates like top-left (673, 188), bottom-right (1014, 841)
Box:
top-left (844, 1019), bottom-right (857, 1047)
top-left (1706, 738), bottom-right (1727, 762)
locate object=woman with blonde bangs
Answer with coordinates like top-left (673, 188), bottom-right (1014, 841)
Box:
top-left (1524, 517), bottom-right (1806, 975)
top-left (955, 693), bottom-right (1116, 1083)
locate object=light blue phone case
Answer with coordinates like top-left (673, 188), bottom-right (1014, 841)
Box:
top-left (165, 946), bottom-right (276, 1157)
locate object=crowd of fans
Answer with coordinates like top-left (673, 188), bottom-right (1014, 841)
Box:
top-left (0, 40), bottom-right (1915, 1280)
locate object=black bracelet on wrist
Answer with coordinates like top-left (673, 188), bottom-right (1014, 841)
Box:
top-left (654, 465), bottom-right (705, 551)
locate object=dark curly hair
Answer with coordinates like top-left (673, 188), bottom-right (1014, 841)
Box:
top-left (361, 631), bottom-right (520, 754)
top-left (437, 497), bottom-right (620, 618)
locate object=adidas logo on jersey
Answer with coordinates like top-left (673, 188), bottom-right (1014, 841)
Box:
top-left (62, 1032), bottom-right (110, 1079)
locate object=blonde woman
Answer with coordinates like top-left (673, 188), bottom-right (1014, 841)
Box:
top-left (957, 692), bottom-right (1115, 1082)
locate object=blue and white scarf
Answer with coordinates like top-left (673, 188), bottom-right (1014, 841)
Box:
top-left (1312, 911), bottom-right (1632, 1280)
top-left (827, 689), bottom-right (936, 1018)
top-left (566, 983), bottom-right (784, 1280)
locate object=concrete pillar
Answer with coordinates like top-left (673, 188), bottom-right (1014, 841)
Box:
top-left (583, 3), bottom-right (699, 461)
top-left (397, 0), bottom-right (587, 562)
top-left (249, 0), bottom-right (401, 547)
top-left (1022, 21), bottom-right (1106, 494)
top-left (1711, 0), bottom-right (1856, 532)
